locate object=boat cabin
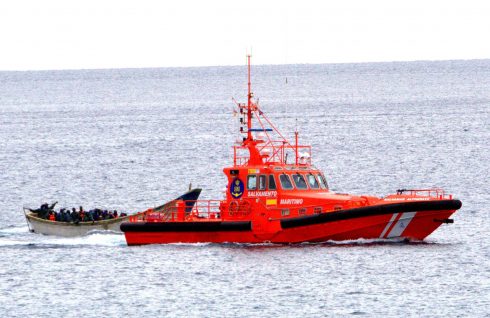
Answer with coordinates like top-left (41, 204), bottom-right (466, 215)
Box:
top-left (223, 165), bottom-right (329, 201)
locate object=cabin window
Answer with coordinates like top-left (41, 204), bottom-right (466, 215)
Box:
top-left (292, 173), bottom-right (308, 189)
top-left (279, 174), bottom-right (293, 190)
top-left (321, 174), bottom-right (329, 189)
top-left (306, 173), bottom-right (319, 189)
top-left (258, 175), bottom-right (266, 190)
top-left (298, 208), bottom-right (307, 215)
top-left (281, 209), bottom-right (290, 216)
top-left (268, 175), bottom-right (277, 190)
top-left (247, 175), bottom-right (257, 190)
top-left (316, 173), bottom-right (328, 189)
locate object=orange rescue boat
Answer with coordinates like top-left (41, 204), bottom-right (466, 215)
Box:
top-left (121, 56), bottom-right (462, 245)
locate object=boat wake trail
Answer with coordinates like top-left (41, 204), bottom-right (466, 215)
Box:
top-left (45, 232), bottom-right (126, 247)
top-left (0, 224), bottom-right (29, 236)
top-left (155, 239), bottom-right (429, 249)
top-left (0, 225), bottom-right (125, 248)
top-left (320, 237), bottom-right (426, 246)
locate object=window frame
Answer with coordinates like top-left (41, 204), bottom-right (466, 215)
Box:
top-left (247, 175), bottom-right (257, 190)
top-left (291, 173), bottom-right (308, 190)
top-left (305, 173), bottom-right (320, 189)
top-left (279, 173), bottom-right (294, 190)
top-left (316, 173), bottom-right (328, 189)
top-left (258, 175), bottom-right (267, 191)
top-left (268, 174), bottom-right (277, 190)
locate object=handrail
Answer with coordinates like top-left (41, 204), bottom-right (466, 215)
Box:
top-left (130, 200), bottom-right (226, 222)
top-left (233, 143), bottom-right (312, 166)
top-left (128, 198), bottom-right (339, 223)
top-left (395, 188), bottom-right (449, 199)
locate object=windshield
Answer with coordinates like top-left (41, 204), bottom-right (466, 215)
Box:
top-left (306, 173), bottom-right (319, 189)
top-left (292, 174), bottom-right (308, 189)
top-left (279, 174), bottom-right (294, 190)
top-left (268, 175), bottom-right (277, 190)
top-left (258, 175), bottom-right (266, 190)
top-left (247, 175), bottom-right (257, 190)
top-left (316, 173), bottom-right (328, 189)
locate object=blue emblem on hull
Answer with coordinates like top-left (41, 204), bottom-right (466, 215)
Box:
top-left (230, 178), bottom-right (244, 199)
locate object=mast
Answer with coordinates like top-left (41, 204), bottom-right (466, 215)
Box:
top-left (247, 54), bottom-right (253, 141)
top-left (232, 54), bottom-right (312, 167)
top-left (242, 54), bottom-right (262, 164)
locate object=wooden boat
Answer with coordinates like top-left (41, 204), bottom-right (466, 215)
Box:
top-left (24, 188), bottom-right (201, 237)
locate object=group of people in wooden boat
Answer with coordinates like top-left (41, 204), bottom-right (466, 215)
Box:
top-left (29, 202), bottom-right (127, 224)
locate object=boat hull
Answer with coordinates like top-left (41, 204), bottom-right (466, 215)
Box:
top-left (121, 199), bottom-right (461, 245)
top-left (25, 212), bottom-right (128, 237)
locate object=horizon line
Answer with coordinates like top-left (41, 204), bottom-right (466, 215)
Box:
top-left (1, 57), bottom-right (489, 73)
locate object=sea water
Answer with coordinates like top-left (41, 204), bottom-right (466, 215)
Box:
top-left (0, 60), bottom-right (489, 317)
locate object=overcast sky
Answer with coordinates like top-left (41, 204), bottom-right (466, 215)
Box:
top-left (0, 0), bottom-right (489, 70)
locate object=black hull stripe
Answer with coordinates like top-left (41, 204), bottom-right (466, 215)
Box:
top-left (120, 221), bottom-right (251, 233)
top-left (281, 199), bottom-right (462, 229)
top-left (120, 200), bottom-right (461, 233)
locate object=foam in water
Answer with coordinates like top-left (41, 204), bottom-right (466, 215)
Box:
top-left (0, 225), bottom-right (125, 247)
top-left (0, 225), bottom-right (29, 235)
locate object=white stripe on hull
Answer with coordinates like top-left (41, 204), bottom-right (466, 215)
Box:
top-left (386, 212), bottom-right (417, 238)
top-left (379, 213), bottom-right (399, 238)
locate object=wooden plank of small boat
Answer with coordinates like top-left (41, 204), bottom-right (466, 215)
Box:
top-left (24, 188), bottom-right (202, 237)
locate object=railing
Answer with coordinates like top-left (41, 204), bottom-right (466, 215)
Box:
top-left (234, 155), bottom-right (250, 166)
top-left (233, 142), bottom-right (312, 166)
top-left (130, 200), bottom-right (228, 223)
top-left (133, 198), bottom-right (348, 223)
top-left (190, 200), bottom-right (223, 217)
top-left (395, 188), bottom-right (452, 199)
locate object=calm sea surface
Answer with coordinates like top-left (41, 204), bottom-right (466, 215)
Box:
top-left (0, 60), bottom-right (489, 317)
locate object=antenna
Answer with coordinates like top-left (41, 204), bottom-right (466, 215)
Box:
top-left (246, 54), bottom-right (253, 141)
top-left (295, 119), bottom-right (299, 165)
top-left (231, 54), bottom-right (311, 167)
